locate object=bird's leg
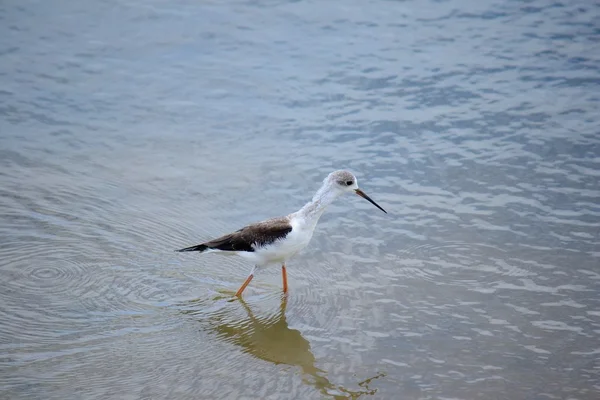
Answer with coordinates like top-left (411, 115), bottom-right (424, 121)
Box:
top-left (235, 266), bottom-right (256, 297)
top-left (282, 263), bottom-right (288, 294)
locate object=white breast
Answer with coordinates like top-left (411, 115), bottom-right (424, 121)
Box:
top-left (248, 218), bottom-right (315, 266)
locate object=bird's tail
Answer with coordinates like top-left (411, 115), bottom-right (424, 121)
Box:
top-left (176, 243), bottom-right (209, 252)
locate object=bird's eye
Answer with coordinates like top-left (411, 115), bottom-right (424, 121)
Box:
top-left (346, 180), bottom-right (353, 186)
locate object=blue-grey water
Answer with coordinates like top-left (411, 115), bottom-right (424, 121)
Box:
top-left (1, 0), bottom-right (599, 399)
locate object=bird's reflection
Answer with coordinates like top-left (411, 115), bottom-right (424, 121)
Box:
top-left (180, 294), bottom-right (384, 399)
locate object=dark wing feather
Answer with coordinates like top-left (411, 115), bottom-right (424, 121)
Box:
top-left (237, 218), bottom-right (293, 249)
top-left (176, 217), bottom-right (292, 253)
top-left (202, 232), bottom-right (255, 252)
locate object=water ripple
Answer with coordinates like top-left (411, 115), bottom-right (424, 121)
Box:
top-left (2, 0), bottom-right (600, 398)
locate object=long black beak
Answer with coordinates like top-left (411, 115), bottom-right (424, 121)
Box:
top-left (355, 189), bottom-right (387, 214)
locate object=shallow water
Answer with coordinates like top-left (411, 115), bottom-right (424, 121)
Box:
top-left (1, 0), bottom-right (599, 399)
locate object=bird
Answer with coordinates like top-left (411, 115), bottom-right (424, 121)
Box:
top-left (176, 170), bottom-right (387, 297)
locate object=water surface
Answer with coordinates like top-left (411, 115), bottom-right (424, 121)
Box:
top-left (1, 0), bottom-right (599, 399)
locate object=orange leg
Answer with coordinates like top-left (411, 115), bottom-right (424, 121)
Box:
top-left (235, 267), bottom-right (256, 297)
top-left (235, 274), bottom-right (253, 297)
top-left (282, 264), bottom-right (288, 294)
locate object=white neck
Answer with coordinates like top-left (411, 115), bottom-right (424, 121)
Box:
top-left (295, 183), bottom-right (339, 226)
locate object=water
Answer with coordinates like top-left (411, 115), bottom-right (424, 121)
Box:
top-left (1, 0), bottom-right (599, 398)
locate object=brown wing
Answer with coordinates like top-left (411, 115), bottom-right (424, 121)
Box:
top-left (177, 217), bottom-right (292, 253)
top-left (236, 218), bottom-right (293, 250)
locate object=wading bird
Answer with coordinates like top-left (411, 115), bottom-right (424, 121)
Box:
top-left (177, 170), bottom-right (387, 297)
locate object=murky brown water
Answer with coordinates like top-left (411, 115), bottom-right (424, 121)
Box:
top-left (1, 0), bottom-right (600, 399)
